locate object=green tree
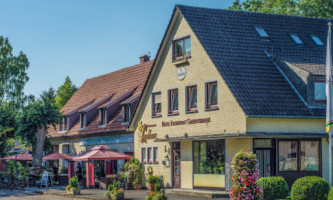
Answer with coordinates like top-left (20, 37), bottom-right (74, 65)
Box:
top-left (228, 0), bottom-right (333, 18)
top-left (55, 76), bottom-right (77, 109)
top-left (0, 103), bottom-right (17, 157)
top-left (16, 88), bottom-right (61, 173)
top-left (0, 36), bottom-right (29, 108)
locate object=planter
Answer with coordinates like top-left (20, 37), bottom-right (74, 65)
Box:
top-left (67, 189), bottom-right (80, 195)
top-left (148, 183), bottom-right (155, 192)
top-left (134, 184), bottom-right (142, 190)
top-left (108, 193), bottom-right (124, 200)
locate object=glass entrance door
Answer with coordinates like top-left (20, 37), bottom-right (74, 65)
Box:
top-left (256, 149), bottom-right (272, 177)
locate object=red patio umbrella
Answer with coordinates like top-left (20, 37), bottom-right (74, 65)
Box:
top-left (3, 153), bottom-right (32, 161)
top-left (43, 153), bottom-right (70, 161)
top-left (68, 145), bottom-right (132, 161)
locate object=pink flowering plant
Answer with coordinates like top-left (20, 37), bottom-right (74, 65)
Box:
top-left (230, 150), bottom-right (262, 200)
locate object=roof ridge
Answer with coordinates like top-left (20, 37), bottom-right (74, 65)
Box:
top-left (86, 60), bottom-right (155, 81)
top-left (176, 4), bottom-right (333, 21)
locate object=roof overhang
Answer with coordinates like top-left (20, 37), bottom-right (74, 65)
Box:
top-left (154, 132), bottom-right (328, 142)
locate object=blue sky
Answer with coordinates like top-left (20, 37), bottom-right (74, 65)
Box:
top-left (0, 0), bottom-right (237, 97)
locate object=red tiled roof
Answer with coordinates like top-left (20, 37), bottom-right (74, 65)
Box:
top-left (48, 60), bottom-right (153, 138)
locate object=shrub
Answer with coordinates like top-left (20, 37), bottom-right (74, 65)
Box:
top-left (257, 176), bottom-right (288, 200)
top-left (69, 175), bottom-right (79, 189)
top-left (291, 176), bottom-right (329, 200)
top-left (152, 193), bottom-right (167, 200)
top-left (154, 182), bottom-right (161, 192)
top-left (230, 150), bottom-right (262, 200)
top-left (148, 176), bottom-right (160, 184)
top-left (328, 187), bottom-right (333, 200)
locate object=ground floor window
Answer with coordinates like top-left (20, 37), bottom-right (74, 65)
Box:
top-left (278, 140), bottom-right (319, 172)
top-left (141, 146), bottom-right (158, 165)
top-left (193, 139), bottom-right (225, 188)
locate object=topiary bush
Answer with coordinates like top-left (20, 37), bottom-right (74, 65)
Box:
top-left (291, 176), bottom-right (329, 200)
top-left (69, 175), bottom-right (79, 188)
top-left (328, 187), bottom-right (333, 200)
top-left (257, 176), bottom-right (289, 200)
top-left (230, 150), bottom-right (262, 200)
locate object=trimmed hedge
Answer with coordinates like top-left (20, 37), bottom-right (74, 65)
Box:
top-left (291, 176), bottom-right (329, 200)
top-left (257, 176), bottom-right (289, 200)
top-left (328, 187), bottom-right (333, 200)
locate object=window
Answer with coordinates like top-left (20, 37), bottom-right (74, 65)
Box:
top-left (173, 36), bottom-right (191, 61)
top-left (289, 34), bottom-right (303, 45)
top-left (168, 89), bottom-right (179, 114)
top-left (80, 113), bottom-right (86, 128)
top-left (255, 26), bottom-right (269, 38)
top-left (141, 148), bottom-right (146, 163)
top-left (193, 140), bottom-right (225, 175)
top-left (63, 116), bottom-right (68, 131)
top-left (206, 82), bottom-right (218, 109)
top-left (278, 140), bottom-right (319, 172)
top-left (148, 147), bottom-right (153, 164)
top-left (310, 35), bottom-right (324, 46)
top-left (278, 141), bottom-right (298, 171)
top-left (314, 81), bottom-right (326, 102)
top-left (123, 105), bottom-right (130, 123)
top-left (186, 85), bottom-right (197, 112)
top-left (300, 141), bottom-right (319, 171)
top-left (153, 147), bottom-right (158, 164)
top-left (152, 92), bottom-right (162, 117)
top-left (99, 109), bottom-right (106, 125)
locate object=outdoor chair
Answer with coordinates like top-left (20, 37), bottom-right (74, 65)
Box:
top-left (40, 171), bottom-right (53, 187)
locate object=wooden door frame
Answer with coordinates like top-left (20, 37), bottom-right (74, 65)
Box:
top-left (172, 142), bottom-right (181, 188)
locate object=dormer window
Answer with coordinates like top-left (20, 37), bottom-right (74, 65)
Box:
top-left (310, 35), bottom-right (324, 46)
top-left (314, 81), bottom-right (326, 102)
top-left (173, 36), bottom-right (191, 61)
top-left (255, 26), bottom-right (269, 38)
top-left (123, 105), bottom-right (130, 123)
top-left (289, 33), bottom-right (303, 45)
top-left (59, 116), bottom-right (68, 132)
top-left (80, 112), bottom-right (86, 129)
top-left (99, 108), bottom-right (107, 126)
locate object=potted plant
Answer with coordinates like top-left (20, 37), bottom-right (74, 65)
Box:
top-left (105, 181), bottom-right (125, 200)
top-left (66, 175), bottom-right (80, 195)
top-left (147, 176), bottom-right (160, 192)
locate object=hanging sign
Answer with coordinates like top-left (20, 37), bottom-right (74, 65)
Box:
top-left (138, 121), bottom-right (157, 143)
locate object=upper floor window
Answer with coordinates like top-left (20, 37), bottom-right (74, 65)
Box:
top-left (168, 89), bottom-right (179, 114)
top-left (123, 105), bottom-right (130, 123)
top-left (99, 108), bottom-right (106, 125)
top-left (289, 33), bottom-right (303, 45)
top-left (255, 26), bottom-right (269, 38)
top-left (152, 92), bottom-right (162, 117)
top-left (186, 85), bottom-right (197, 112)
top-left (173, 36), bottom-right (191, 61)
top-left (206, 82), bottom-right (218, 110)
top-left (310, 35), bottom-right (324, 46)
top-left (59, 116), bottom-right (68, 132)
top-left (80, 112), bottom-right (86, 128)
top-left (314, 81), bottom-right (326, 102)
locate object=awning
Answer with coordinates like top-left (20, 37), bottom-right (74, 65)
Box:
top-left (154, 132), bottom-right (328, 142)
top-left (68, 145), bottom-right (132, 161)
top-left (43, 153), bottom-right (71, 161)
top-left (2, 153), bottom-right (32, 161)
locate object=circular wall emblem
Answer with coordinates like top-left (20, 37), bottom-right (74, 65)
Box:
top-left (177, 67), bottom-right (186, 80)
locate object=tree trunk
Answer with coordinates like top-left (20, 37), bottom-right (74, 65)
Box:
top-left (32, 126), bottom-right (46, 174)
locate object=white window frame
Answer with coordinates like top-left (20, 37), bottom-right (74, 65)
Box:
top-left (168, 88), bottom-right (179, 115)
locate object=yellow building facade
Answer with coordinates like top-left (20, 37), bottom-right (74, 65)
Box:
top-left (130, 6), bottom-right (328, 191)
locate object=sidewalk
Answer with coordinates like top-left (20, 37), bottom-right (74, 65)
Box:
top-left (22, 186), bottom-right (229, 199)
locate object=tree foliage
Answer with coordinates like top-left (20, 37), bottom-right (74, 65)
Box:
top-left (0, 103), bottom-right (17, 157)
top-left (0, 36), bottom-right (29, 108)
top-left (55, 76), bottom-right (77, 109)
top-left (16, 88), bottom-right (61, 170)
top-left (228, 0), bottom-right (333, 18)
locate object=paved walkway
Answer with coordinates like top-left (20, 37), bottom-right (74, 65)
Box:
top-left (0, 187), bottom-right (229, 199)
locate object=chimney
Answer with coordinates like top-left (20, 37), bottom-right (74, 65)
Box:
top-left (139, 55), bottom-right (150, 63)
